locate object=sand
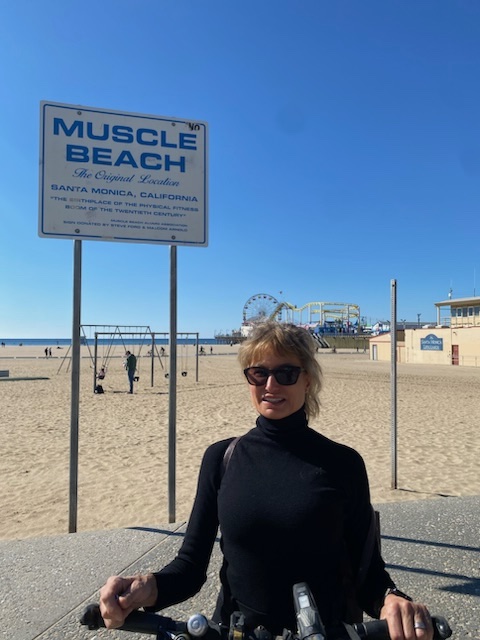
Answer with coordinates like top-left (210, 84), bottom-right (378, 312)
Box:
top-left (1, 345), bottom-right (479, 541)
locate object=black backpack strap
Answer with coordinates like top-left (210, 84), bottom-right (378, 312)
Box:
top-left (221, 436), bottom-right (242, 478)
top-left (344, 506), bottom-right (381, 623)
top-left (356, 506), bottom-right (381, 589)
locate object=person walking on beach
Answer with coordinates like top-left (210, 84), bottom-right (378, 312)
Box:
top-left (124, 351), bottom-right (137, 394)
top-left (100, 322), bottom-right (433, 640)
top-left (44, 347), bottom-right (48, 358)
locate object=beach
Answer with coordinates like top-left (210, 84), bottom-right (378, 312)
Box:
top-left (1, 344), bottom-right (479, 541)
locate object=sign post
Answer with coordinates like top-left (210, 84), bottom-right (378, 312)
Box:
top-left (390, 279), bottom-right (398, 489)
top-left (39, 101), bottom-right (208, 531)
top-left (169, 246), bottom-right (178, 522)
top-left (69, 239), bottom-right (82, 532)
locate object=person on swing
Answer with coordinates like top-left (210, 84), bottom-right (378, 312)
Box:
top-left (124, 351), bottom-right (137, 394)
top-left (101, 323), bottom-right (433, 639)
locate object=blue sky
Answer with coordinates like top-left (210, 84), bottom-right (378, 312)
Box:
top-left (1, 0), bottom-right (479, 338)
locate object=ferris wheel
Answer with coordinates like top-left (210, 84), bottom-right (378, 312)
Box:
top-left (243, 293), bottom-right (280, 324)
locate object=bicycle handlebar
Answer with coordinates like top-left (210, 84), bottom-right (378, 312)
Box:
top-left (80, 604), bottom-right (452, 640)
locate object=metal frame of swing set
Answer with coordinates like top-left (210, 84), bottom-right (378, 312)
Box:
top-left (93, 329), bottom-right (200, 391)
top-left (57, 325), bottom-right (154, 382)
top-left (57, 324), bottom-right (200, 391)
top-left (93, 326), bottom-right (155, 393)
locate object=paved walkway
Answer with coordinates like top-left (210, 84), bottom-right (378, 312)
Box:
top-left (1, 496), bottom-right (478, 639)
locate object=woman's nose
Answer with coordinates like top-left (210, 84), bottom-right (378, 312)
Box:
top-left (264, 372), bottom-right (279, 390)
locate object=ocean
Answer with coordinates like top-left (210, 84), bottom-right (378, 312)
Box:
top-left (0, 337), bottom-right (219, 347)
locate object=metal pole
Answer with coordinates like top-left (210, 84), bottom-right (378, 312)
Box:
top-left (151, 332), bottom-right (155, 387)
top-left (195, 332), bottom-right (199, 383)
top-left (93, 332), bottom-right (98, 393)
top-left (69, 239), bottom-right (82, 533)
top-left (168, 246), bottom-right (178, 523)
top-left (390, 279), bottom-right (398, 489)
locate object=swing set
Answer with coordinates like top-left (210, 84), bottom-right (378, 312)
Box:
top-left (93, 326), bottom-right (154, 393)
top-left (57, 325), bottom-right (200, 392)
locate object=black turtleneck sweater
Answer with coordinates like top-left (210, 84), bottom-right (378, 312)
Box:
top-left (152, 409), bottom-right (393, 631)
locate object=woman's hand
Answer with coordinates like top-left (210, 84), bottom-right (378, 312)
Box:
top-left (99, 573), bottom-right (158, 629)
top-left (380, 594), bottom-right (433, 640)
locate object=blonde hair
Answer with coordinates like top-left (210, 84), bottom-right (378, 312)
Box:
top-left (238, 322), bottom-right (322, 419)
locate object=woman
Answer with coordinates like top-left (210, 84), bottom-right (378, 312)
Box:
top-left (100, 322), bottom-right (433, 640)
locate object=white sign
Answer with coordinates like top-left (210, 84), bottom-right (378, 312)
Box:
top-left (39, 101), bottom-right (208, 246)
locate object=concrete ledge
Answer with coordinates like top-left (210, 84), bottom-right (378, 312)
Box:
top-left (0, 376), bottom-right (50, 382)
top-left (1, 524), bottom-right (189, 640)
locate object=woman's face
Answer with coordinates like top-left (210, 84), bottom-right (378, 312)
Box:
top-left (246, 350), bottom-right (310, 420)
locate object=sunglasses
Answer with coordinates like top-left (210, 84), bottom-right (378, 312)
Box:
top-left (243, 365), bottom-right (305, 386)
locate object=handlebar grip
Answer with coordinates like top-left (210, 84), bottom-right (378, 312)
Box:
top-left (80, 604), bottom-right (104, 630)
top-left (353, 615), bottom-right (452, 639)
top-left (353, 620), bottom-right (393, 639)
top-left (80, 604), bottom-right (181, 635)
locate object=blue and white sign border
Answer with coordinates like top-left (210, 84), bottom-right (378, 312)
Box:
top-left (39, 101), bottom-right (208, 246)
